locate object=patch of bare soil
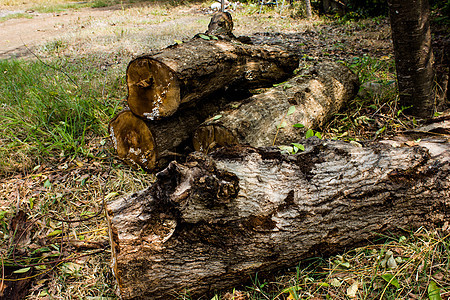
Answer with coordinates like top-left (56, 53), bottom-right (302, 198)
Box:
top-left (0, 7), bottom-right (119, 59)
top-left (0, 4), bottom-right (393, 61)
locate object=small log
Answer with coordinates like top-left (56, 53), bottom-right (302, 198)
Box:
top-left (126, 37), bottom-right (299, 120)
top-left (206, 12), bottom-right (234, 38)
top-left (108, 110), bottom-right (157, 170)
top-left (193, 62), bottom-right (359, 152)
top-left (109, 96), bottom-right (236, 170)
top-left (106, 135), bottom-right (450, 299)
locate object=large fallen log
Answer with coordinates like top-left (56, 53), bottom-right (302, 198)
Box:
top-left (106, 135), bottom-right (450, 299)
top-left (126, 36), bottom-right (299, 120)
top-left (192, 61), bottom-right (359, 152)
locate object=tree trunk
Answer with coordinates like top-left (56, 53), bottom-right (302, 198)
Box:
top-left (305, 0), bottom-right (312, 18)
top-left (106, 135), bottom-right (450, 299)
top-left (126, 37), bottom-right (299, 120)
top-left (388, 0), bottom-right (435, 117)
top-left (192, 62), bottom-right (359, 152)
top-left (108, 109), bottom-right (157, 170)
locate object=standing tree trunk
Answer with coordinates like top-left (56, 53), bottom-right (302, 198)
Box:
top-left (388, 0), bottom-right (435, 117)
top-left (305, 0), bottom-right (312, 18)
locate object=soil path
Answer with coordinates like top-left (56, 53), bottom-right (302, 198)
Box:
top-left (0, 8), bottom-right (117, 59)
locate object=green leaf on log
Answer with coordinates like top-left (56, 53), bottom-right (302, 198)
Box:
top-left (198, 34), bottom-right (211, 40)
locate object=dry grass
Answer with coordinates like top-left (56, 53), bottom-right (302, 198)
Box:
top-left (1, 154), bottom-right (154, 299)
top-left (221, 226), bottom-right (450, 299)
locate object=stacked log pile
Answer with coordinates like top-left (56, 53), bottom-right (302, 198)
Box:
top-left (108, 12), bottom-right (303, 170)
top-left (108, 12), bottom-right (360, 170)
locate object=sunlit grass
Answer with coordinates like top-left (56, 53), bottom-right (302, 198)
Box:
top-left (0, 12), bottom-right (33, 21)
top-left (0, 56), bottom-right (126, 175)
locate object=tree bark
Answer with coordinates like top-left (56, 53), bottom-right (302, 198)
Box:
top-left (192, 62), bottom-right (359, 152)
top-left (106, 135), bottom-right (450, 299)
top-left (305, 0), bottom-right (312, 18)
top-left (126, 37), bottom-right (299, 120)
top-left (388, 0), bottom-right (435, 117)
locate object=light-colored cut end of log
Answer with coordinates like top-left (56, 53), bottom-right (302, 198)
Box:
top-left (109, 110), bottom-right (157, 170)
top-left (127, 58), bottom-right (180, 120)
top-left (192, 124), bottom-right (238, 153)
top-left (206, 12), bottom-right (234, 37)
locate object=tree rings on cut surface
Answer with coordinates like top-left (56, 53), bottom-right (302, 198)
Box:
top-left (126, 58), bottom-right (180, 120)
top-left (109, 110), bottom-right (157, 170)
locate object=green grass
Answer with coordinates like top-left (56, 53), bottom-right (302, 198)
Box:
top-left (0, 12), bottom-right (33, 22)
top-left (346, 54), bottom-right (396, 85)
top-left (321, 55), bottom-right (413, 141)
top-left (30, 2), bottom-right (90, 13)
top-left (0, 56), bottom-right (125, 176)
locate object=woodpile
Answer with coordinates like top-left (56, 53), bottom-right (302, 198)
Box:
top-left (193, 62), bottom-right (358, 152)
top-left (108, 12), bottom-right (358, 170)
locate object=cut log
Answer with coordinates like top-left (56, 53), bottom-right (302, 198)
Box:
top-left (106, 135), bottom-right (450, 299)
top-left (206, 12), bottom-right (234, 38)
top-left (126, 37), bottom-right (299, 120)
top-left (193, 61), bottom-right (359, 152)
top-left (108, 110), bottom-right (157, 170)
top-left (109, 96), bottom-right (236, 170)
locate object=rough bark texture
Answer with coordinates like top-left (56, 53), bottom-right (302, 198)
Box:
top-left (126, 37), bottom-right (299, 120)
top-left (305, 0), bottom-right (312, 18)
top-left (192, 62), bottom-right (359, 152)
top-left (388, 0), bottom-right (435, 117)
top-left (106, 135), bottom-right (449, 299)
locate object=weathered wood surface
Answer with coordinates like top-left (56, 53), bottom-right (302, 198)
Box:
top-left (193, 61), bottom-right (359, 152)
top-left (109, 109), bottom-right (157, 170)
top-left (206, 11), bottom-right (234, 38)
top-left (106, 136), bottom-right (450, 299)
top-left (109, 96), bottom-right (234, 170)
top-left (126, 37), bottom-right (299, 120)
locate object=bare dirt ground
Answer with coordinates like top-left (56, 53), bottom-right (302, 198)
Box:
top-left (0, 3), bottom-right (392, 61)
top-left (0, 8), bottom-right (116, 59)
top-left (0, 4), bottom-right (216, 60)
